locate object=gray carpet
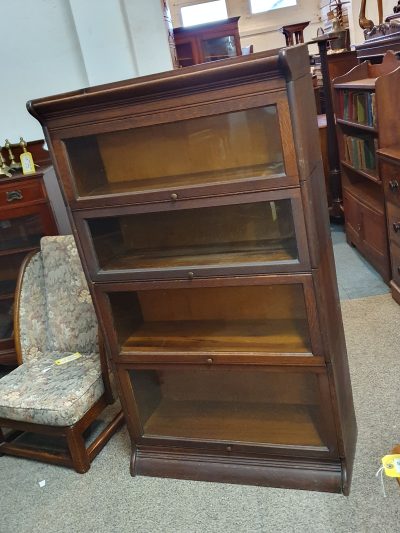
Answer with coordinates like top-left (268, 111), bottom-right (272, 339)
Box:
top-left (1, 293), bottom-right (400, 533)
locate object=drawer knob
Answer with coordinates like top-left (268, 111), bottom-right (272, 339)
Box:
top-left (206, 358), bottom-right (213, 364)
top-left (389, 180), bottom-right (399, 192)
top-left (188, 271), bottom-right (194, 280)
top-left (226, 446), bottom-right (232, 452)
top-left (170, 193), bottom-right (178, 201)
top-left (6, 190), bottom-right (23, 202)
top-left (393, 222), bottom-right (400, 233)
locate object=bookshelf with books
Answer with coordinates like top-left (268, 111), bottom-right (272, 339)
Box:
top-left (333, 51), bottom-right (400, 282)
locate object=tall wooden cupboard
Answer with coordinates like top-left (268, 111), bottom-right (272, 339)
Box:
top-left (28, 45), bottom-right (357, 494)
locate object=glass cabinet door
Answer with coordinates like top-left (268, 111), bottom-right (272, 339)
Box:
top-left (0, 213), bottom-right (46, 252)
top-left (202, 36), bottom-right (237, 61)
top-left (104, 280), bottom-right (317, 357)
top-left (65, 105), bottom-right (285, 199)
top-left (175, 42), bottom-right (196, 67)
top-left (79, 192), bottom-right (308, 279)
top-left (0, 251), bottom-right (31, 342)
top-left (127, 366), bottom-right (332, 452)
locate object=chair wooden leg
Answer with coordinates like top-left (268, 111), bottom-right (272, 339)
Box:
top-left (66, 427), bottom-right (90, 474)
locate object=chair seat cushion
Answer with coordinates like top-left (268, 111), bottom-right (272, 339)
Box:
top-left (0, 352), bottom-right (104, 426)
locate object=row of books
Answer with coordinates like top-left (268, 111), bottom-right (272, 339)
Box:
top-left (343, 135), bottom-right (377, 171)
top-left (337, 90), bottom-right (376, 127)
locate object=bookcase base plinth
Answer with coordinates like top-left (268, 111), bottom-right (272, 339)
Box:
top-left (132, 447), bottom-right (344, 493)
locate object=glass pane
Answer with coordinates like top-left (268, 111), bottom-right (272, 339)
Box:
top-left (130, 367), bottom-right (325, 447)
top-left (203, 36), bottom-right (237, 61)
top-left (108, 284), bottom-right (311, 355)
top-left (0, 214), bottom-right (45, 251)
top-left (88, 199), bottom-right (298, 272)
top-left (0, 298), bottom-right (13, 340)
top-left (65, 106), bottom-right (284, 197)
top-left (181, 0), bottom-right (228, 27)
top-left (176, 42), bottom-right (195, 67)
top-left (0, 252), bottom-right (31, 340)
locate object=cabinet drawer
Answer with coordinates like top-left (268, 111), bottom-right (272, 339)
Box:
top-left (381, 159), bottom-right (400, 208)
top-left (75, 189), bottom-right (310, 282)
top-left (117, 363), bottom-right (338, 458)
top-left (390, 240), bottom-right (400, 286)
top-left (387, 202), bottom-right (400, 245)
top-left (0, 179), bottom-right (44, 208)
top-left (94, 274), bottom-right (324, 364)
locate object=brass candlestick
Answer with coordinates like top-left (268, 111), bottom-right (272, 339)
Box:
top-left (5, 139), bottom-right (22, 171)
top-left (19, 136), bottom-right (28, 153)
top-left (0, 146), bottom-right (12, 177)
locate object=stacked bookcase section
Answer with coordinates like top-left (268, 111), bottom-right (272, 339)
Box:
top-left (28, 45), bottom-right (357, 494)
top-left (334, 52), bottom-right (400, 282)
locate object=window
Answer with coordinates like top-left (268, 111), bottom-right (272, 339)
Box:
top-left (250, 0), bottom-right (297, 14)
top-left (181, 0), bottom-right (228, 27)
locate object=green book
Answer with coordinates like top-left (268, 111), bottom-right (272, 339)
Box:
top-left (351, 137), bottom-right (360, 168)
top-left (343, 91), bottom-right (349, 120)
top-left (356, 93), bottom-right (367, 124)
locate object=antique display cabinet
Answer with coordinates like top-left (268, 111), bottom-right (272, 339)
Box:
top-left (0, 142), bottom-right (58, 365)
top-left (28, 45), bottom-right (357, 494)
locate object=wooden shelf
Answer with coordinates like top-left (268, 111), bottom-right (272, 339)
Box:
top-left (341, 160), bottom-right (380, 183)
top-left (334, 78), bottom-right (377, 90)
top-left (83, 162), bottom-right (284, 197)
top-left (0, 293), bottom-right (14, 302)
top-left (376, 146), bottom-right (400, 162)
top-left (0, 245), bottom-right (39, 259)
top-left (343, 181), bottom-right (384, 214)
top-left (120, 319), bottom-right (311, 355)
top-left (336, 118), bottom-right (377, 133)
top-left (143, 399), bottom-right (323, 446)
top-left (103, 240), bottom-right (297, 271)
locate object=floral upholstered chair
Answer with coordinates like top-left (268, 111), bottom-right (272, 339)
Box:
top-left (0, 236), bottom-right (124, 473)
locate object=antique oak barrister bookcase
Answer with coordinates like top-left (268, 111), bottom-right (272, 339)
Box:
top-left (28, 45), bottom-right (357, 494)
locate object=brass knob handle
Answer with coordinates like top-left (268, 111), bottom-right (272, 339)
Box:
top-left (389, 180), bottom-right (399, 192)
top-left (206, 358), bottom-right (213, 364)
top-left (357, 224), bottom-right (362, 232)
top-left (6, 190), bottom-right (23, 202)
top-left (226, 446), bottom-right (232, 452)
top-left (393, 222), bottom-right (400, 233)
top-left (170, 193), bottom-right (178, 201)
top-left (188, 271), bottom-right (194, 280)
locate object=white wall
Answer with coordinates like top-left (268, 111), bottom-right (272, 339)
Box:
top-left (1, 0), bottom-right (88, 142)
top-left (170, 0), bottom-right (322, 53)
top-left (1, 0), bottom-right (173, 142)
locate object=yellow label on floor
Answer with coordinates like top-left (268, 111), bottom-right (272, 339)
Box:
top-left (54, 352), bottom-right (82, 365)
top-left (382, 454), bottom-right (400, 477)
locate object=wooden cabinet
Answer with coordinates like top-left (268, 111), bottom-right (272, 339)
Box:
top-left (377, 147), bottom-right (400, 304)
top-left (28, 46), bottom-right (356, 494)
top-left (0, 169), bottom-right (58, 365)
top-left (173, 17), bottom-right (241, 67)
top-left (333, 52), bottom-right (400, 282)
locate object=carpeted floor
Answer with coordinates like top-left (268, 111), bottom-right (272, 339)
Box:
top-left (1, 292), bottom-right (400, 533)
top-left (2, 227), bottom-right (400, 532)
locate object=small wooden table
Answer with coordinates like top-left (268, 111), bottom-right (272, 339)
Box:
top-left (280, 22), bottom-right (310, 46)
